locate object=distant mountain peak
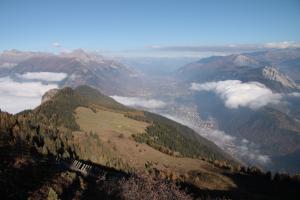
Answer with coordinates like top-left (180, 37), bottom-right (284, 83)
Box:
top-left (60, 49), bottom-right (104, 64)
top-left (233, 54), bottom-right (259, 67)
top-left (69, 49), bottom-right (90, 58)
top-left (2, 49), bottom-right (22, 55)
top-left (262, 66), bottom-right (299, 89)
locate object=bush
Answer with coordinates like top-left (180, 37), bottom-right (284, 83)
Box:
top-left (118, 173), bottom-right (192, 200)
top-left (47, 187), bottom-right (58, 200)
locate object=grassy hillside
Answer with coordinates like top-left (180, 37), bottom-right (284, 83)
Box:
top-left (2, 109), bottom-right (300, 199)
top-left (0, 122), bottom-right (192, 200)
top-left (32, 85), bottom-right (231, 163)
top-left (132, 111), bottom-right (232, 161)
top-left (22, 85), bottom-right (238, 189)
top-left (33, 85), bottom-right (130, 130)
top-left (74, 107), bottom-right (237, 190)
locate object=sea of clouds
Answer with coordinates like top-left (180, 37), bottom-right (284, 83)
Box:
top-left (17, 72), bottom-right (67, 82)
top-left (0, 72), bottom-right (67, 114)
top-left (110, 96), bottom-right (166, 109)
top-left (162, 113), bottom-right (271, 165)
top-left (191, 80), bottom-right (283, 109)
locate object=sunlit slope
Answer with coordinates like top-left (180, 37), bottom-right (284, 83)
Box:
top-left (31, 85), bottom-right (236, 189)
top-left (75, 106), bottom-right (236, 190)
top-left (34, 85), bottom-right (231, 162)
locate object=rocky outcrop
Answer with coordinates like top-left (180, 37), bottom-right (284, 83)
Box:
top-left (262, 66), bottom-right (299, 89)
top-left (41, 88), bottom-right (59, 103)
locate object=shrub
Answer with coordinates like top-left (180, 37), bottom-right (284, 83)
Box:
top-left (47, 187), bottom-right (58, 200)
top-left (118, 173), bottom-right (192, 200)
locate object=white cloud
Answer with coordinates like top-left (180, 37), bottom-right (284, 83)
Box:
top-left (263, 41), bottom-right (300, 49)
top-left (242, 139), bottom-right (249, 144)
top-left (236, 142), bottom-right (271, 165)
top-left (0, 62), bottom-right (17, 69)
top-left (17, 72), bottom-right (67, 82)
top-left (257, 155), bottom-right (271, 164)
top-left (0, 77), bottom-right (58, 114)
top-left (149, 41), bottom-right (300, 53)
top-left (52, 42), bottom-right (61, 48)
top-left (110, 96), bottom-right (166, 109)
top-left (191, 80), bottom-right (282, 109)
top-left (287, 92), bottom-right (300, 98)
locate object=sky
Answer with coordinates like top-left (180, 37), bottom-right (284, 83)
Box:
top-left (0, 0), bottom-right (300, 55)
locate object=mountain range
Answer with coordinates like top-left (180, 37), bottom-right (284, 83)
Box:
top-left (0, 49), bottom-right (140, 95)
top-left (175, 49), bottom-right (300, 172)
top-left (1, 48), bottom-right (300, 199)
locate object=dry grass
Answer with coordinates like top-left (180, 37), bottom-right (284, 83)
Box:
top-left (74, 106), bottom-right (236, 190)
top-left (75, 107), bottom-right (149, 140)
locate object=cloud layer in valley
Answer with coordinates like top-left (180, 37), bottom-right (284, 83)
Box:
top-left (162, 112), bottom-right (270, 165)
top-left (191, 80), bottom-right (282, 109)
top-left (0, 77), bottom-right (58, 114)
top-left (17, 72), bottom-right (68, 82)
top-left (111, 94), bottom-right (271, 165)
top-left (110, 96), bottom-right (166, 109)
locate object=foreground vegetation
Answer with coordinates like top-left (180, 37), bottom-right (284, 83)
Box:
top-left (0, 127), bottom-right (192, 200)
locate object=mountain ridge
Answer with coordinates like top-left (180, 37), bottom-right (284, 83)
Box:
top-left (175, 50), bottom-right (300, 172)
top-left (0, 49), bottom-right (141, 96)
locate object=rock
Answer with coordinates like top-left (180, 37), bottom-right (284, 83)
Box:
top-left (262, 66), bottom-right (299, 89)
top-left (41, 89), bottom-right (59, 103)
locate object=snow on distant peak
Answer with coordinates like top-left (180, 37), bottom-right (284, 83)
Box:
top-left (233, 55), bottom-right (259, 67)
top-left (60, 49), bottom-right (104, 64)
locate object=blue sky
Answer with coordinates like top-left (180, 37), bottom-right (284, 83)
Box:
top-left (0, 0), bottom-right (300, 54)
